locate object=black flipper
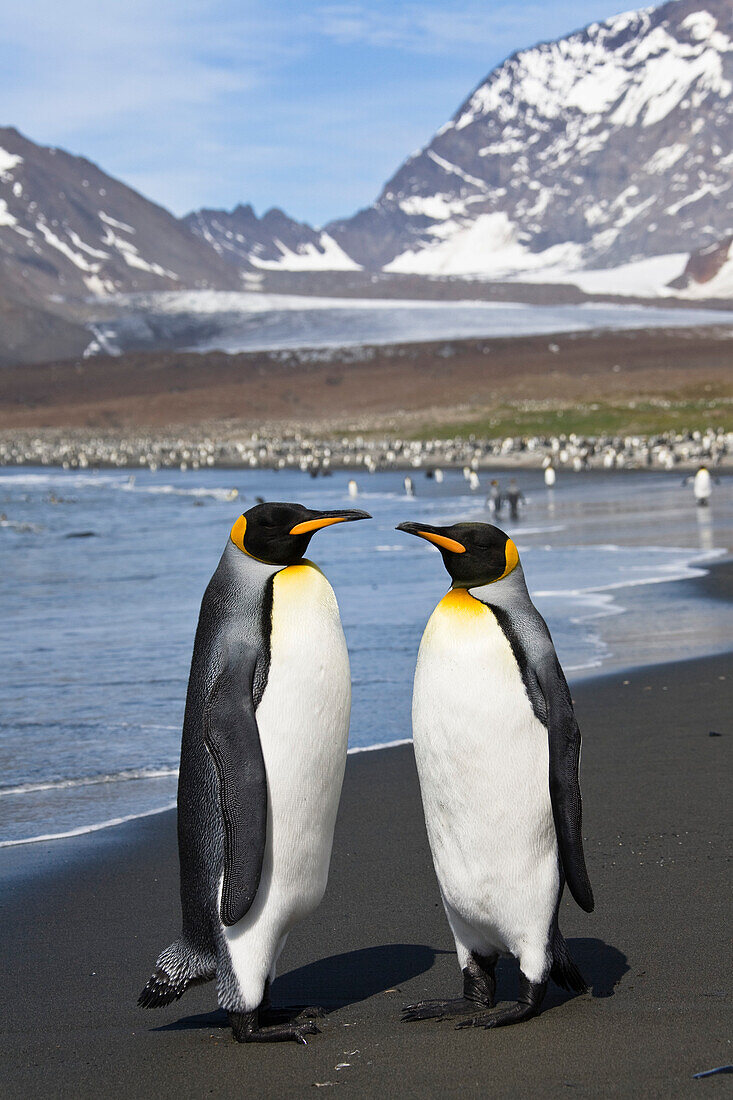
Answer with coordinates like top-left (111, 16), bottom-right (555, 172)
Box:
top-left (538, 656), bottom-right (594, 913)
top-left (204, 643), bottom-right (267, 927)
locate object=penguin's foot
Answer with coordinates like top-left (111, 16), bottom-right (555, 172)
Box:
top-left (402, 952), bottom-right (497, 1022)
top-left (229, 1010), bottom-right (320, 1045)
top-left (402, 997), bottom-right (487, 1022)
top-left (455, 974), bottom-right (546, 1031)
top-left (455, 1003), bottom-right (538, 1030)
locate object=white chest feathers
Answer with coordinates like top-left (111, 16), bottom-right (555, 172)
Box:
top-left (260, 561), bottom-right (351, 724)
top-left (254, 562), bottom-right (351, 901)
top-left (256, 561), bottom-right (351, 792)
top-left (411, 588), bottom-right (557, 945)
top-left (413, 587), bottom-right (538, 743)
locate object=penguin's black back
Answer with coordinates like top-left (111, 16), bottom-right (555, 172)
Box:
top-left (176, 542), bottom-right (278, 952)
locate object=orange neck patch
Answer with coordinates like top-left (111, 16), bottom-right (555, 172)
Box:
top-left (229, 515), bottom-right (247, 553)
top-left (438, 588), bottom-right (487, 618)
top-left (495, 538), bottom-right (519, 582)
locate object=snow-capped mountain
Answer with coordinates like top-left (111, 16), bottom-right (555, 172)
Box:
top-left (185, 204), bottom-right (359, 271)
top-left (329, 0), bottom-right (732, 286)
top-left (0, 126), bottom-right (240, 309)
top-left (1, 0), bottom-right (732, 367)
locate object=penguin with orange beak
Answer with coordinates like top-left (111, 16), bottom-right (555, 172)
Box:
top-left (140, 502), bottom-right (370, 1043)
top-left (397, 520), bottom-right (593, 1030)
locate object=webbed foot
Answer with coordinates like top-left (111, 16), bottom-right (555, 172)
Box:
top-left (402, 997), bottom-right (485, 1022)
top-left (402, 952), bottom-right (497, 1023)
top-left (455, 974), bottom-right (546, 1031)
top-left (229, 1010), bottom-right (320, 1044)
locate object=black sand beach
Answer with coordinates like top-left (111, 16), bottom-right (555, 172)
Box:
top-left (1, 647), bottom-right (731, 1097)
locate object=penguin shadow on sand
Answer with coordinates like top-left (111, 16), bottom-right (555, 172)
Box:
top-left (532, 938), bottom-right (629, 1010)
top-left (154, 943), bottom-right (442, 1032)
top-left (395, 938), bottom-right (628, 1025)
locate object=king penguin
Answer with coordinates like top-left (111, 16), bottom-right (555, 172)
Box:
top-left (396, 519), bottom-right (594, 1029)
top-left (139, 501), bottom-right (370, 1044)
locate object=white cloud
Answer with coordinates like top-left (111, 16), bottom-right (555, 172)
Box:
top-left (0, 1), bottom-right (282, 138)
top-left (311, 1), bottom-right (621, 56)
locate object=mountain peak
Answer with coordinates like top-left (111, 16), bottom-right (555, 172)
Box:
top-left (185, 203), bottom-right (360, 271)
top-left (328, 0), bottom-right (732, 279)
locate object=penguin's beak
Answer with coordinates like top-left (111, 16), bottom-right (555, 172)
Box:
top-left (396, 522), bottom-right (466, 554)
top-left (290, 509), bottom-right (371, 535)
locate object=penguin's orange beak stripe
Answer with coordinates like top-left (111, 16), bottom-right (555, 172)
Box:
top-left (289, 516), bottom-right (349, 535)
top-left (416, 530), bottom-right (466, 554)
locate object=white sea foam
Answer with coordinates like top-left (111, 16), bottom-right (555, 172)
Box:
top-left (347, 737), bottom-right (413, 754)
top-left (121, 483), bottom-right (238, 500)
top-left (533, 546), bottom-right (724, 598)
top-left (0, 470), bottom-right (238, 500)
top-left (0, 802), bottom-right (177, 848)
top-left (563, 657), bottom-right (605, 672)
top-left (0, 471), bottom-right (125, 488)
top-left (0, 767), bottom-right (179, 797)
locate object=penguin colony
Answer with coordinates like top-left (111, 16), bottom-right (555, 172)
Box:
top-left (140, 502), bottom-right (593, 1043)
top-left (3, 426), bottom-right (730, 473)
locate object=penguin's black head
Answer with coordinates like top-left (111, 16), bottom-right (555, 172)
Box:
top-left (396, 520), bottom-right (519, 588)
top-left (231, 501), bottom-right (371, 565)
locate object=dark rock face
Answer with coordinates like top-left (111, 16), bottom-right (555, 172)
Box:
top-left (328, 0), bottom-right (733, 275)
top-left (0, 125), bottom-right (245, 360)
top-left (0, 126), bottom-right (241, 309)
top-left (670, 235), bottom-right (733, 288)
top-left (184, 204), bottom-right (358, 270)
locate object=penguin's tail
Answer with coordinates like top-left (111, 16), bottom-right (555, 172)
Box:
top-left (550, 929), bottom-right (588, 994)
top-left (138, 939), bottom-right (214, 1008)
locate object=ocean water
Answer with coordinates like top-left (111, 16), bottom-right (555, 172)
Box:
top-left (1, 466), bottom-right (730, 846)
top-left (95, 291), bottom-right (733, 354)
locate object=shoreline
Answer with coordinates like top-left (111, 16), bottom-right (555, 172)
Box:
top-left (2, 558), bottom-right (732, 853)
top-left (3, 455), bottom-right (732, 473)
top-left (1, 647), bottom-right (731, 1097)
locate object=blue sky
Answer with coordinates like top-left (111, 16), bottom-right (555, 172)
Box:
top-left (3, 0), bottom-right (630, 225)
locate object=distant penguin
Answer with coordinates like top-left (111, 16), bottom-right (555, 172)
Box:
top-left (686, 465), bottom-right (714, 506)
top-left (468, 471), bottom-right (480, 491)
top-left (396, 519), bottom-right (594, 1029)
top-left (486, 480), bottom-right (502, 517)
top-left (139, 502), bottom-right (371, 1043)
top-left (544, 466), bottom-right (556, 487)
top-left (506, 479), bottom-right (525, 520)
top-left (348, 479), bottom-right (359, 498)
top-left (435, 469), bottom-right (444, 484)
top-left (404, 476), bottom-right (415, 497)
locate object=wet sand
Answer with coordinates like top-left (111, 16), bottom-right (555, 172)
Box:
top-left (1, 642), bottom-right (731, 1096)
